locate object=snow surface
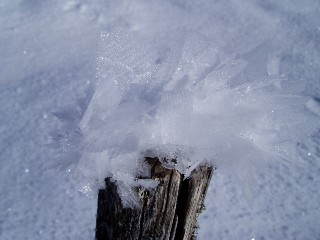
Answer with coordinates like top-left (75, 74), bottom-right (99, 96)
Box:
top-left (1, 0), bottom-right (320, 239)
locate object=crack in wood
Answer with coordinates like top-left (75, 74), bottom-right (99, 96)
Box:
top-left (138, 191), bottom-right (147, 240)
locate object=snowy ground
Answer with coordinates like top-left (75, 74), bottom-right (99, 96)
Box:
top-left (1, 0), bottom-right (320, 239)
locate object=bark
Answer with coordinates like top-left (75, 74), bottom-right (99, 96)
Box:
top-left (96, 158), bottom-right (213, 240)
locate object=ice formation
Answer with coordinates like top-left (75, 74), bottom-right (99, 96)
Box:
top-left (53, 30), bottom-right (320, 207)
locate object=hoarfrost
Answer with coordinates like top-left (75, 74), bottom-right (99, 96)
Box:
top-left (53, 30), bottom-right (320, 207)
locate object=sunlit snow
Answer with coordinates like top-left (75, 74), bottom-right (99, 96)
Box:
top-left (1, 0), bottom-right (320, 239)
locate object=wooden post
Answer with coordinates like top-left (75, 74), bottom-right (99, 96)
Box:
top-left (96, 158), bottom-right (213, 240)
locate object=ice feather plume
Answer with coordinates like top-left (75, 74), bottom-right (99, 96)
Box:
top-left (54, 30), bottom-right (320, 207)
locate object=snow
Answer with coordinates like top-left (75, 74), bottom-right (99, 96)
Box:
top-left (1, 0), bottom-right (320, 239)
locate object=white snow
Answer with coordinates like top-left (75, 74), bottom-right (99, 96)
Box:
top-left (1, 0), bottom-right (320, 239)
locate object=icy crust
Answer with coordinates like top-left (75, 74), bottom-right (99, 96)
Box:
top-left (56, 30), bottom-right (319, 207)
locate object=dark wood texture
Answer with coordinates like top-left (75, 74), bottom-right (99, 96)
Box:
top-left (96, 158), bottom-right (213, 240)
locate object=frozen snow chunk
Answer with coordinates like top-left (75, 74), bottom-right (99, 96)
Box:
top-left (267, 55), bottom-right (280, 76)
top-left (306, 98), bottom-right (320, 116)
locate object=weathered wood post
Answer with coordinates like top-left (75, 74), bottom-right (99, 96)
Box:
top-left (96, 157), bottom-right (213, 240)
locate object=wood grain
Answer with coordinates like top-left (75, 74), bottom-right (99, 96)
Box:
top-left (96, 158), bottom-right (213, 240)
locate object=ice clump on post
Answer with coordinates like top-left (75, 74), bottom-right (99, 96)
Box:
top-left (54, 30), bottom-right (320, 207)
